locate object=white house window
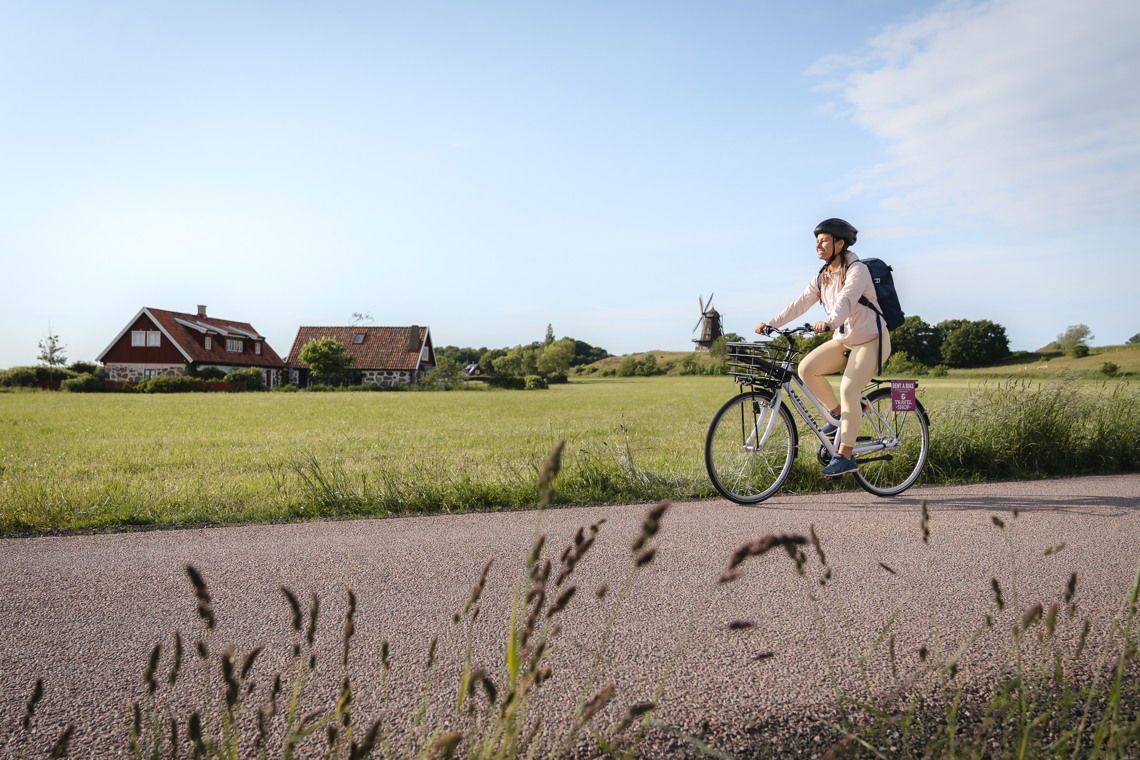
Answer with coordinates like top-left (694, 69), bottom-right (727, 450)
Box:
top-left (353, 333), bottom-right (365, 344)
top-left (132, 330), bottom-right (161, 347)
top-left (254, 342), bottom-right (262, 355)
top-left (143, 369), bottom-right (156, 379)
top-left (205, 336), bottom-right (212, 350)
top-left (226, 339), bottom-right (243, 353)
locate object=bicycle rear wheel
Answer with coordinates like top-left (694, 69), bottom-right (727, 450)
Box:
top-left (853, 387), bottom-right (930, 497)
top-left (705, 391), bottom-right (797, 504)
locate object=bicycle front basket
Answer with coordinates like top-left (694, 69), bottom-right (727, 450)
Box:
top-left (725, 342), bottom-right (794, 387)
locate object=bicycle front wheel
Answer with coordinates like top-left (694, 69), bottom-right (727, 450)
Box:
top-left (705, 391), bottom-right (797, 504)
top-left (853, 387), bottom-right (930, 497)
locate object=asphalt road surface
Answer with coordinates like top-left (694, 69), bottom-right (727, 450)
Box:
top-left (2, 475), bottom-right (1138, 758)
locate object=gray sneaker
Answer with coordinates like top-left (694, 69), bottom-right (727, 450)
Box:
top-left (821, 412), bottom-right (840, 435)
top-left (821, 454), bottom-right (858, 478)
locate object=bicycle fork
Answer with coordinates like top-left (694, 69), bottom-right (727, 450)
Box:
top-left (742, 391), bottom-right (783, 452)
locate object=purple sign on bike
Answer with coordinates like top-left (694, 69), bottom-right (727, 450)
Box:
top-left (891, 380), bottom-right (917, 412)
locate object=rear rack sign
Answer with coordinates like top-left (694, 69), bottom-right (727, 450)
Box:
top-left (891, 380), bottom-right (917, 412)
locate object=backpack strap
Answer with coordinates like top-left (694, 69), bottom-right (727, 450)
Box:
top-left (821, 261), bottom-right (887, 372)
top-left (856, 260), bottom-right (886, 373)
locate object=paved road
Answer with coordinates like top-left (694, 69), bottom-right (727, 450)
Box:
top-left (2, 475), bottom-right (1138, 758)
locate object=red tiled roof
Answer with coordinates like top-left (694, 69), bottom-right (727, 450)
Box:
top-left (99, 307), bottom-right (286, 367)
top-left (286, 326), bottom-right (433, 371)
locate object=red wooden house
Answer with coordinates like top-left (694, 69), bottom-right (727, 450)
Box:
top-left (97, 305), bottom-right (286, 386)
top-left (286, 325), bottom-right (435, 387)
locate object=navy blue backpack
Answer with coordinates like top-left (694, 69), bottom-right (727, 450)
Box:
top-left (817, 257), bottom-right (904, 371)
top-left (859, 258), bottom-right (904, 331)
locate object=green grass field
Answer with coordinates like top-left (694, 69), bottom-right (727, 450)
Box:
top-left (2, 374), bottom-right (1138, 534)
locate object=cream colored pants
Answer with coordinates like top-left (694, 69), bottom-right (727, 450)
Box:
top-left (798, 333), bottom-right (892, 448)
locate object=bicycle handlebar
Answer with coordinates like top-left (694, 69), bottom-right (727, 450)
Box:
top-left (758, 323), bottom-right (816, 339)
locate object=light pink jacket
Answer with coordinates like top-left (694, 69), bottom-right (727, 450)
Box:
top-left (767, 252), bottom-right (885, 346)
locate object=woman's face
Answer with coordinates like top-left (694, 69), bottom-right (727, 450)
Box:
top-left (816, 233), bottom-right (844, 263)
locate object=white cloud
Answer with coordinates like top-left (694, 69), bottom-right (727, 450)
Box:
top-left (819, 0), bottom-right (1140, 228)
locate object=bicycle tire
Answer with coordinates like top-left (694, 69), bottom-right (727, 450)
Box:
top-left (705, 390), bottom-right (798, 504)
top-left (852, 387), bottom-right (930, 497)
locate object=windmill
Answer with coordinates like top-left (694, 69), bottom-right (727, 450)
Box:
top-left (692, 294), bottom-right (723, 351)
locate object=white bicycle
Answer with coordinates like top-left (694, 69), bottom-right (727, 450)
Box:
top-left (704, 325), bottom-right (931, 504)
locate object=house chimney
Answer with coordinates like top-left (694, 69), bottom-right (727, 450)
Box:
top-left (407, 325), bottom-right (421, 351)
top-left (197, 305), bottom-right (207, 318)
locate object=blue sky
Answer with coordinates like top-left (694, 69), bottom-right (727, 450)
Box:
top-left (2, 0), bottom-right (1138, 368)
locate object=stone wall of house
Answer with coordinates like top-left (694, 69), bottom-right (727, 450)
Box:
top-left (105, 363), bottom-right (185, 383)
top-left (361, 369), bottom-right (416, 387)
top-left (286, 368), bottom-right (426, 388)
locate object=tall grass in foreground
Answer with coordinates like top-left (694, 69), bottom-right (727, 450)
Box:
top-left (718, 505), bottom-right (1140, 759)
top-left (9, 444), bottom-right (1140, 758)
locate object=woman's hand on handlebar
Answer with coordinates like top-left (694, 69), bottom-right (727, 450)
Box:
top-left (812, 320), bottom-right (831, 334)
top-left (754, 322), bottom-right (772, 336)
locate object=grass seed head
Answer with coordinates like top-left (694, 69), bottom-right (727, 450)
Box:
top-left (430, 730), bottom-right (463, 760)
top-left (306, 593), bottom-right (320, 647)
top-left (1046, 603), bottom-right (1060, 636)
top-left (991, 578), bottom-right (1005, 611)
top-left (144, 643), bottom-right (161, 695)
top-left (185, 565), bottom-right (215, 630)
top-left (579, 683), bottom-right (616, 725)
top-left (809, 524), bottom-right (827, 565)
top-left (46, 725), bottom-right (74, 760)
top-left (1022, 603), bottom-right (1044, 631)
top-left (1064, 572), bottom-right (1078, 604)
top-left (169, 632), bottom-right (183, 686)
top-left (23, 678), bottom-right (44, 732)
top-left (281, 587), bottom-right (302, 632)
top-left (920, 501), bottom-right (931, 544)
top-left (548, 586), bottom-right (576, 617)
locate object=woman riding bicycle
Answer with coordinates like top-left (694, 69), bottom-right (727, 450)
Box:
top-left (755, 218), bottom-right (892, 478)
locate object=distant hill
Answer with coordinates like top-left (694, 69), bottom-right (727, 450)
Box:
top-left (575, 344), bottom-right (1140, 379)
top-left (949, 344), bottom-right (1140, 378)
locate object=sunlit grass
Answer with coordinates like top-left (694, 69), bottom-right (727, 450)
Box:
top-left (1, 376), bottom-right (1137, 533)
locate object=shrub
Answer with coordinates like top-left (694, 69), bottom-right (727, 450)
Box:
top-left (272, 383), bottom-right (299, 392)
top-left (524, 374), bottom-right (548, 390)
top-left (1102, 361), bottom-right (1120, 377)
top-left (883, 350), bottom-right (928, 377)
top-left (190, 365), bottom-right (227, 381)
top-left (302, 384), bottom-right (335, 392)
top-left (224, 367), bottom-right (265, 391)
top-left (135, 375), bottom-right (207, 393)
top-left (67, 361), bottom-right (99, 375)
top-left (616, 354), bottom-right (664, 377)
top-left (1069, 343), bottom-right (1090, 358)
top-left (61, 373), bottom-right (106, 393)
top-left (485, 375), bottom-right (526, 390)
top-left (929, 364), bottom-right (950, 377)
top-left (0, 366), bottom-right (39, 387)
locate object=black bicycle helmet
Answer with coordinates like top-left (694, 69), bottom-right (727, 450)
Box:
top-left (813, 218), bottom-right (857, 247)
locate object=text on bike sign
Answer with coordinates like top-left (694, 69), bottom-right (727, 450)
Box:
top-left (891, 380), bottom-right (917, 412)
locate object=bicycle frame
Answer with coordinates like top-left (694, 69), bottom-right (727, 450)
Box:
top-left (737, 353), bottom-right (901, 460)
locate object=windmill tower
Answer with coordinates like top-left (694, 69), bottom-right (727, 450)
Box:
top-left (691, 294), bottom-right (723, 351)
